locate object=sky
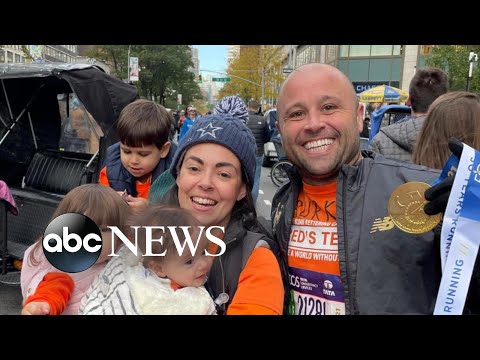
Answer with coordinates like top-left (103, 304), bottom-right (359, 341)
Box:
top-left (193, 45), bottom-right (228, 78)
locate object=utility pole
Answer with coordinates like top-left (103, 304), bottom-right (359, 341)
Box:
top-left (261, 66), bottom-right (265, 111)
top-left (127, 45), bottom-right (131, 83)
top-left (467, 50), bottom-right (478, 92)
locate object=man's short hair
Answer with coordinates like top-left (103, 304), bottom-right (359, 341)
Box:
top-left (117, 99), bottom-right (172, 149)
top-left (248, 99), bottom-right (260, 110)
top-left (409, 67), bottom-right (449, 113)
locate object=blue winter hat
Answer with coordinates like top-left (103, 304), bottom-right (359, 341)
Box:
top-left (213, 95), bottom-right (249, 124)
top-left (170, 113), bottom-right (256, 188)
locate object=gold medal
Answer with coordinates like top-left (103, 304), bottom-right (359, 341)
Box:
top-left (388, 182), bottom-right (442, 234)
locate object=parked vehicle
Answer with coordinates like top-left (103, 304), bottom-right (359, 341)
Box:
top-left (0, 63), bottom-right (138, 280)
top-left (263, 141), bottom-right (278, 167)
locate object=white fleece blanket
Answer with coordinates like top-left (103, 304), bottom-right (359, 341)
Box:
top-left (79, 246), bottom-right (216, 315)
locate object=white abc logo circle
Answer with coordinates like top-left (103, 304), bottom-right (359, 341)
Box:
top-left (42, 213), bottom-right (102, 273)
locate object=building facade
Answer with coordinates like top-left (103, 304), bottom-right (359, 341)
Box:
top-left (0, 45), bottom-right (79, 63)
top-left (280, 45), bottom-right (431, 93)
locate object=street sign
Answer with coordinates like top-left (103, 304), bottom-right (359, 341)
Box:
top-left (282, 68), bottom-right (293, 74)
top-left (212, 77), bottom-right (231, 82)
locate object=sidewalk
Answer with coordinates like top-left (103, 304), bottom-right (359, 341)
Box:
top-left (0, 280), bottom-right (22, 315)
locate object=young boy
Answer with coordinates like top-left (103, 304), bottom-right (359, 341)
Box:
top-left (99, 99), bottom-right (176, 211)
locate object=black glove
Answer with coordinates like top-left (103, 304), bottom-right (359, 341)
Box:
top-left (424, 138), bottom-right (464, 215)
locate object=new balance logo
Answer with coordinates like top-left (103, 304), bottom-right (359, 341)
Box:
top-left (370, 216), bottom-right (395, 233)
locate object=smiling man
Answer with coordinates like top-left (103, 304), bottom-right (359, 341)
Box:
top-left (271, 63), bottom-right (461, 315)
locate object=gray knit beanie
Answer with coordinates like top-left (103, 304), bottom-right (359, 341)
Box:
top-left (213, 95), bottom-right (249, 124)
top-left (170, 113), bottom-right (256, 188)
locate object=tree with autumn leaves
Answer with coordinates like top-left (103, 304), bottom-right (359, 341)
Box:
top-left (218, 46), bottom-right (285, 109)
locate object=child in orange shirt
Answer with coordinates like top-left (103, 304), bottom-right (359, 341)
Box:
top-left (99, 99), bottom-right (176, 212)
top-left (21, 184), bottom-right (131, 315)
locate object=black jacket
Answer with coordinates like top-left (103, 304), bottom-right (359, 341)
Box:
top-left (247, 111), bottom-right (271, 156)
top-left (272, 151), bottom-right (480, 314)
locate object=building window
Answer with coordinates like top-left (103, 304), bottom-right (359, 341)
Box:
top-left (0, 50), bottom-right (5, 63)
top-left (340, 45), bottom-right (402, 58)
top-left (371, 45), bottom-right (393, 56)
top-left (295, 45), bottom-right (318, 67)
top-left (15, 54), bottom-right (21, 62)
top-left (349, 45), bottom-right (370, 57)
top-left (340, 45), bottom-right (349, 57)
top-left (7, 51), bottom-right (13, 63)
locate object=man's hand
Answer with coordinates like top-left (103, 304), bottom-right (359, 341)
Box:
top-left (424, 138), bottom-right (464, 215)
top-left (21, 301), bottom-right (51, 315)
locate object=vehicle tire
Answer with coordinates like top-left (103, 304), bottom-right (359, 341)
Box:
top-left (271, 160), bottom-right (292, 187)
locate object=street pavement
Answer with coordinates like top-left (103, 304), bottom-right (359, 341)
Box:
top-left (0, 272), bottom-right (22, 315)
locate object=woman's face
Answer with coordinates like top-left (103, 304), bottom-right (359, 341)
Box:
top-left (176, 143), bottom-right (247, 228)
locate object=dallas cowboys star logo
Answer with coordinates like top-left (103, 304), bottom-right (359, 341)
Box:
top-left (196, 122), bottom-right (223, 138)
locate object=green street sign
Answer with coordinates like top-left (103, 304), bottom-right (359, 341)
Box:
top-left (212, 77), bottom-right (231, 82)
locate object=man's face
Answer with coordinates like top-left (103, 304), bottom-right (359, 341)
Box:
top-left (277, 65), bottom-right (363, 185)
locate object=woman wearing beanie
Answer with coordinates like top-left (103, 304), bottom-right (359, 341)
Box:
top-left (149, 113), bottom-right (284, 315)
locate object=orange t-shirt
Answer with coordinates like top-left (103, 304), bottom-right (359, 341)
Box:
top-left (227, 247), bottom-right (284, 315)
top-left (208, 237), bottom-right (283, 315)
top-left (287, 181), bottom-right (344, 315)
top-left (99, 166), bottom-right (151, 199)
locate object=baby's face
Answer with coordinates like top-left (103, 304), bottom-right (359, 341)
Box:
top-left (150, 233), bottom-right (214, 288)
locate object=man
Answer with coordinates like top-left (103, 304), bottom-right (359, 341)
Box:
top-left (271, 63), bottom-right (478, 315)
top-left (246, 99), bottom-right (271, 202)
top-left (369, 67), bottom-right (448, 162)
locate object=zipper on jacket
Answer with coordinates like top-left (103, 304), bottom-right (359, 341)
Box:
top-left (341, 174), bottom-right (354, 315)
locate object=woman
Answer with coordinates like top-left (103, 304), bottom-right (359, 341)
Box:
top-left (149, 113), bottom-right (284, 314)
top-left (412, 91), bottom-right (480, 168)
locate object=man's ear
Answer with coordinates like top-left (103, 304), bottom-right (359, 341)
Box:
top-left (159, 141), bottom-right (171, 158)
top-left (357, 102), bottom-right (364, 133)
top-left (406, 96), bottom-right (412, 107)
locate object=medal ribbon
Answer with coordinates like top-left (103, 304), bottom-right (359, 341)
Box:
top-left (434, 144), bottom-right (480, 315)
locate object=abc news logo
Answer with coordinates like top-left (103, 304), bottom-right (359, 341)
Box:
top-left (42, 213), bottom-right (225, 273)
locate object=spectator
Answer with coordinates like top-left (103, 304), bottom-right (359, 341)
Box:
top-left (178, 106), bottom-right (199, 142)
top-left (369, 67), bottom-right (448, 162)
top-left (360, 117), bottom-right (370, 138)
top-left (413, 91), bottom-right (480, 169)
